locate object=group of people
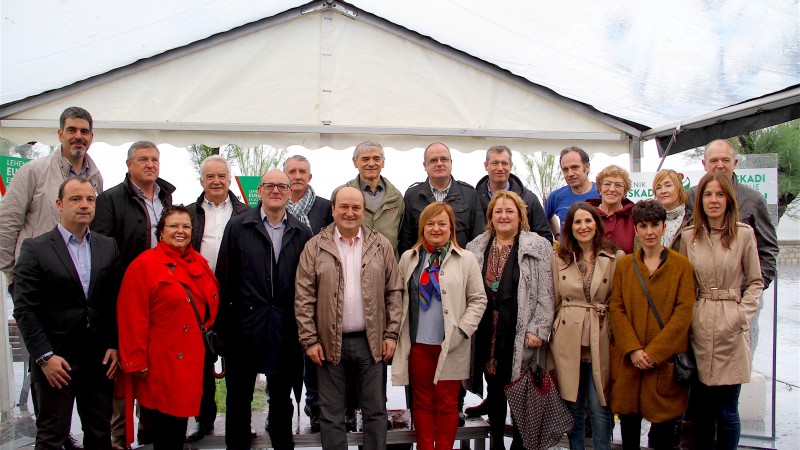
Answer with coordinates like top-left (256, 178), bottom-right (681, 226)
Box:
top-left (0, 106), bottom-right (778, 450)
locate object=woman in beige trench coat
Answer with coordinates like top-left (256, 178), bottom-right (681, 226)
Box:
top-left (551, 202), bottom-right (624, 450)
top-left (680, 172), bottom-right (763, 450)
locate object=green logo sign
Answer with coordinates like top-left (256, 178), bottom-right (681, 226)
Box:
top-left (0, 155), bottom-right (30, 196)
top-left (235, 176), bottom-right (261, 208)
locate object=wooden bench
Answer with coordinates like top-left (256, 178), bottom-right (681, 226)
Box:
top-left (182, 408), bottom-right (489, 449)
top-left (7, 319), bottom-right (32, 412)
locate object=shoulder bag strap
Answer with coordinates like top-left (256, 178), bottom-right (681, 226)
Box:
top-left (632, 257), bottom-right (664, 329)
top-left (167, 264), bottom-right (208, 333)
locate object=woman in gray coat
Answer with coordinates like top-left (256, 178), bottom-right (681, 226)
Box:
top-left (466, 190), bottom-right (555, 450)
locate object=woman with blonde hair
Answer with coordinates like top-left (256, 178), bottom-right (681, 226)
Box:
top-left (652, 169), bottom-right (692, 250)
top-left (587, 165), bottom-right (635, 253)
top-left (466, 191), bottom-right (554, 450)
top-left (392, 202), bottom-right (487, 450)
top-left (680, 172), bottom-right (763, 450)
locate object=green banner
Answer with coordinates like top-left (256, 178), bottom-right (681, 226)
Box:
top-left (235, 176), bottom-right (261, 208)
top-left (0, 155), bottom-right (31, 196)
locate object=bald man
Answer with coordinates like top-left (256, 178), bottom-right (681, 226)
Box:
top-left (215, 169), bottom-right (312, 450)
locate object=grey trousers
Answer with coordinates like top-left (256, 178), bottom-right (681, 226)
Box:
top-left (318, 334), bottom-right (387, 450)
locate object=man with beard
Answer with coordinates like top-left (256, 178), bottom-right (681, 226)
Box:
top-left (0, 106), bottom-right (102, 450)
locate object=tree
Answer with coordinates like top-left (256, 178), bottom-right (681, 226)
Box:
top-left (683, 119), bottom-right (800, 219)
top-left (186, 144), bottom-right (231, 176)
top-left (519, 152), bottom-right (565, 203)
top-left (228, 144), bottom-right (287, 177)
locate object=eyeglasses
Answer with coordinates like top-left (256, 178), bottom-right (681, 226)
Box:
top-left (488, 160), bottom-right (511, 168)
top-left (601, 181), bottom-right (625, 190)
top-left (427, 156), bottom-right (451, 164)
top-left (259, 183), bottom-right (290, 192)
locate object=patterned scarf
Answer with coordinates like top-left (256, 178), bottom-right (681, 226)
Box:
top-left (286, 185), bottom-right (316, 229)
top-left (662, 203), bottom-right (686, 247)
top-left (419, 239), bottom-right (450, 311)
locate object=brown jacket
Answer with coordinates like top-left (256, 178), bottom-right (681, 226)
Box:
top-left (608, 249), bottom-right (695, 423)
top-left (680, 223), bottom-right (763, 386)
top-left (295, 224), bottom-right (403, 364)
top-left (550, 249), bottom-right (624, 405)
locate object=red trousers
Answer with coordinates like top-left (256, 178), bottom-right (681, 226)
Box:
top-left (409, 343), bottom-right (461, 450)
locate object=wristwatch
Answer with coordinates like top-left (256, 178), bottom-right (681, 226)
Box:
top-left (35, 354), bottom-right (53, 367)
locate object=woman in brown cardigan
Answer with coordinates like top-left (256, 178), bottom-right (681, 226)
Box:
top-left (608, 200), bottom-right (695, 450)
top-left (551, 202), bottom-right (623, 450)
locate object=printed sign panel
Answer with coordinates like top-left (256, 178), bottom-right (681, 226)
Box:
top-left (235, 176), bottom-right (261, 207)
top-left (0, 155), bottom-right (31, 196)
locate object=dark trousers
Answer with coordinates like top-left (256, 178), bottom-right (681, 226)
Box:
top-left (692, 382), bottom-right (742, 450)
top-left (304, 354), bottom-right (319, 407)
top-left (33, 355), bottom-right (113, 450)
top-left (619, 414), bottom-right (681, 450)
top-left (196, 348), bottom-right (217, 426)
top-left (225, 356), bottom-right (295, 450)
top-left (318, 334), bottom-right (387, 450)
top-left (485, 363), bottom-right (524, 450)
top-left (140, 406), bottom-right (188, 450)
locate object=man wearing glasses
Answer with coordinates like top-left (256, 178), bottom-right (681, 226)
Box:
top-left (475, 145), bottom-right (553, 244)
top-left (214, 169), bottom-right (312, 450)
top-left (398, 142), bottom-right (485, 257)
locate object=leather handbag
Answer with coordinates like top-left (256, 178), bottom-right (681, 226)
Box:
top-left (632, 258), bottom-right (696, 385)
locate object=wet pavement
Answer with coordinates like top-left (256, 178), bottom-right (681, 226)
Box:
top-left (2, 262), bottom-right (799, 449)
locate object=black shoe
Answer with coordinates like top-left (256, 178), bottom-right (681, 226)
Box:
top-left (345, 410), bottom-right (356, 432)
top-left (63, 434), bottom-right (83, 450)
top-left (186, 422), bottom-right (214, 442)
top-left (304, 404), bottom-right (321, 432)
top-left (465, 398), bottom-right (490, 417)
top-left (458, 412), bottom-right (466, 427)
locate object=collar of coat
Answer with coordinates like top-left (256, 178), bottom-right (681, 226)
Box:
top-left (466, 230), bottom-right (552, 268)
top-left (316, 223), bottom-right (385, 257)
top-left (122, 172), bottom-right (176, 199)
top-left (193, 189), bottom-right (249, 213)
top-left (241, 204), bottom-right (306, 233)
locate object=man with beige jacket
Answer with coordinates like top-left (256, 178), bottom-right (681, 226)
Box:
top-left (295, 186), bottom-right (402, 450)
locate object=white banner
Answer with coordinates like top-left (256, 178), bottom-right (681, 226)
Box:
top-left (628, 168), bottom-right (778, 205)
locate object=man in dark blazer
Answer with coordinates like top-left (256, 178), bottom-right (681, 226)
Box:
top-left (215, 169), bottom-right (312, 450)
top-left (13, 177), bottom-right (121, 450)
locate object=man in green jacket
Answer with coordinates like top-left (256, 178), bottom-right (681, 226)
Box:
top-left (339, 140), bottom-right (405, 258)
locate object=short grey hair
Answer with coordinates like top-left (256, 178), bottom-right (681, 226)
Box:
top-left (353, 141), bottom-right (384, 159)
top-left (200, 155), bottom-right (231, 178)
top-left (284, 154), bottom-right (311, 171)
top-left (486, 145), bottom-right (512, 163)
top-left (126, 141), bottom-right (159, 161)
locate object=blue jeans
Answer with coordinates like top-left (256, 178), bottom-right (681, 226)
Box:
top-left (565, 362), bottom-right (612, 450)
top-left (692, 382), bottom-right (742, 450)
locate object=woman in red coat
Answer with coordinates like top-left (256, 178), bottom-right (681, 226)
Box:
top-left (118, 205), bottom-right (219, 449)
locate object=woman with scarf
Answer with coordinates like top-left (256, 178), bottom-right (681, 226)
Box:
top-left (465, 190), bottom-right (554, 450)
top-left (392, 201), bottom-right (487, 450)
top-left (653, 169), bottom-right (692, 250)
top-left (550, 202), bottom-right (624, 450)
top-left (117, 205), bottom-right (219, 449)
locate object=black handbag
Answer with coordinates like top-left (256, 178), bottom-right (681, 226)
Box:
top-left (168, 264), bottom-right (218, 358)
top-left (632, 258), bottom-right (696, 385)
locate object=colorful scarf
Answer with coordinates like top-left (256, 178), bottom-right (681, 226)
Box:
top-left (419, 239), bottom-right (450, 311)
top-left (287, 185), bottom-right (316, 229)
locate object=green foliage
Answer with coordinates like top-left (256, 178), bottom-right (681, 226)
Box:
top-left (228, 144), bottom-right (287, 177)
top-left (732, 119), bottom-right (800, 219)
top-left (519, 152), bottom-right (565, 203)
top-left (214, 377), bottom-right (268, 413)
top-left (186, 144), bottom-right (234, 177)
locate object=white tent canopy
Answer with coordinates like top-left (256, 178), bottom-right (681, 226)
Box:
top-left (0, 2), bottom-right (644, 155)
top-left (3, 0), bottom-right (798, 155)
